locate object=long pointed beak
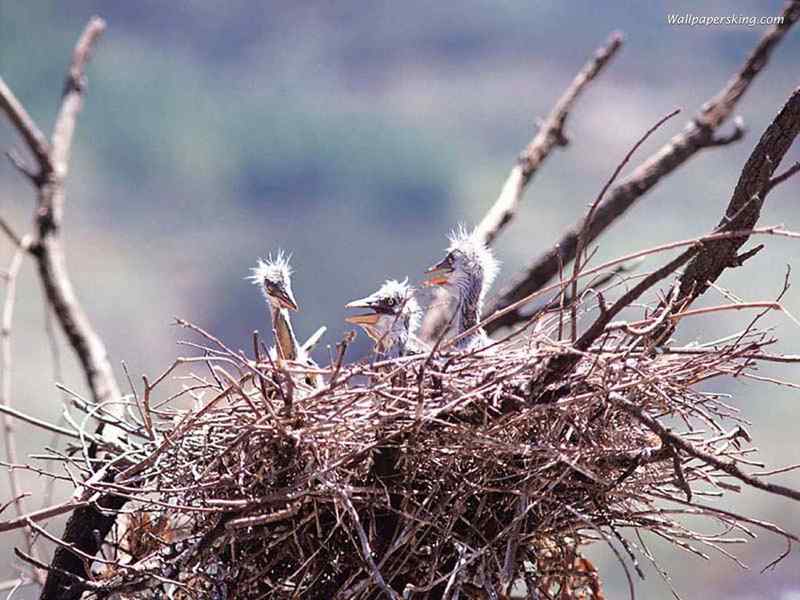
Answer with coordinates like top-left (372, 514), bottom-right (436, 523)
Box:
top-left (423, 258), bottom-right (453, 287)
top-left (275, 289), bottom-right (299, 311)
top-left (345, 296), bottom-right (374, 310)
top-left (345, 296), bottom-right (381, 326)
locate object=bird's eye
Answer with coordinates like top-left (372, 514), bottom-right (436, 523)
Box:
top-left (386, 298), bottom-right (396, 307)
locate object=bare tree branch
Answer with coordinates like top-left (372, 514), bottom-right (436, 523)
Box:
top-left (0, 15), bottom-right (130, 600)
top-left (532, 86), bottom-right (800, 400)
top-left (612, 393), bottom-right (800, 503)
top-left (420, 32), bottom-right (623, 340)
top-left (0, 81), bottom-right (52, 180)
top-left (474, 32), bottom-right (624, 248)
top-left (0, 234), bottom-right (44, 580)
top-left (23, 18), bottom-right (123, 419)
top-left (655, 86), bottom-right (800, 340)
top-left (487, 0), bottom-right (800, 333)
top-left (766, 160), bottom-right (800, 193)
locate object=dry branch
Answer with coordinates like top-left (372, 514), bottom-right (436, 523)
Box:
top-left (673, 86), bottom-right (800, 310)
top-left (0, 235), bottom-right (42, 576)
top-left (530, 85), bottom-right (800, 399)
top-left (487, 0), bottom-right (800, 332)
top-left (420, 32), bottom-right (623, 341)
top-left (0, 15), bottom-right (129, 600)
top-left (474, 32), bottom-right (624, 247)
top-left (0, 80), bottom-right (52, 177)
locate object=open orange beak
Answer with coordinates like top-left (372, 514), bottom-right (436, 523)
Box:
top-left (344, 313), bottom-right (381, 326)
top-left (423, 258), bottom-right (453, 287)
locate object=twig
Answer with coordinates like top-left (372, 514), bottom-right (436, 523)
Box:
top-left (339, 489), bottom-right (401, 600)
top-left (0, 215), bottom-right (24, 249)
top-left (0, 403), bottom-right (82, 440)
top-left (460, 226), bottom-right (800, 355)
top-left (0, 499), bottom-right (89, 534)
top-left (532, 240), bottom-right (701, 397)
top-left (570, 108), bottom-right (681, 340)
top-left (0, 234), bottom-right (42, 571)
top-left (766, 160), bottom-right (800, 193)
top-left (612, 393), bottom-right (800, 502)
top-left (564, 505), bottom-right (637, 600)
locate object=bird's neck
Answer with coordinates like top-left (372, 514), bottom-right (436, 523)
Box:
top-left (393, 314), bottom-right (412, 356)
top-left (454, 273), bottom-right (485, 349)
top-left (373, 315), bottom-right (408, 358)
top-left (271, 305), bottom-right (300, 361)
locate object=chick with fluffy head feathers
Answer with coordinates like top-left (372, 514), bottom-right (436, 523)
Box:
top-left (248, 251), bottom-right (324, 387)
top-left (249, 251), bottom-right (301, 362)
top-left (345, 278), bottom-right (427, 358)
top-left (424, 225), bottom-right (500, 350)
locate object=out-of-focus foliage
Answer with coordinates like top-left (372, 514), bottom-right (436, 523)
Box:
top-left (0, 2), bottom-right (799, 598)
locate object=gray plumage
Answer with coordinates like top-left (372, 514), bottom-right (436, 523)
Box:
top-left (425, 226), bottom-right (499, 351)
top-left (345, 278), bottom-right (427, 359)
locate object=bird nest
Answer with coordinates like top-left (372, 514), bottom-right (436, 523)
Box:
top-left (67, 300), bottom-right (798, 600)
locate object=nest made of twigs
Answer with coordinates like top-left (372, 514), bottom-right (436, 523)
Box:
top-left (63, 299), bottom-right (796, 600)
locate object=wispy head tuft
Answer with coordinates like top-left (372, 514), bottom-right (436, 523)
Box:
top-left (445, 225), bottom-right (500, 289)
top-left (377, 278), bottom-right (422, 332)
top-left (247, 250), bottom-right (293, 287)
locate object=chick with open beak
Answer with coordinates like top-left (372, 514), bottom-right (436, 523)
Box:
top-left (345, 279), bottom-right (425, 358)
top-left (423, 226), bottom-right (499, 350)
top-left (423, 252), bottom-right (456, 287)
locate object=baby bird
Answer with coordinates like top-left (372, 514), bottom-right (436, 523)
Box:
top-left (345, 279), bottom-right (426, 358)
top-left (249, 251), bottom-right (324, 387)
top-left (423, 226), bottom-right (499, 351)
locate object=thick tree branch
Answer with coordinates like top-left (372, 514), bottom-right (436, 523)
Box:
top-left (21, 17), bottom-right (123, 418)
top-left (655, 86), bottom-right (800, 340)
top-left (46, 16), bottom-right (106, 226)
top-left (420, 32), bottom-right (623, 341)
top-left (487, 0), bottom-right (800, 333)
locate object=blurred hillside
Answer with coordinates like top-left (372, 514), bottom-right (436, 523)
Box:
top-left (1, 1), bottom-right (799, 598)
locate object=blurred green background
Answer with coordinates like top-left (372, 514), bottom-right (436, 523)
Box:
top-left (1, 2), bottom-right (799, 598)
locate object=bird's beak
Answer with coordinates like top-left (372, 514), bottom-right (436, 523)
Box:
top-left (344, 296), bottom-right (381, 325)
top-left (345, 313), bottom-right (381, 325)
top-left (423, 258), bottom-right (453, 287)
top-left (274, 288), bottom-right (299, 311)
